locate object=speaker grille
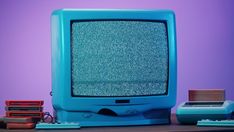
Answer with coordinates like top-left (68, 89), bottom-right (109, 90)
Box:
top-left (71, 20), bottom-right (168, 97)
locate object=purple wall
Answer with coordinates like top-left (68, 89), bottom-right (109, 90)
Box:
top-left (0, 0), bottom-right (234, 115)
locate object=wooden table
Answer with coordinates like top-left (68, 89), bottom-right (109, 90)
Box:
top-left (0, 114), bottom-right (234, 132)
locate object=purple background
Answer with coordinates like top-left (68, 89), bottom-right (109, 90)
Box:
top-left (0, 0), bottom-right (234, 115)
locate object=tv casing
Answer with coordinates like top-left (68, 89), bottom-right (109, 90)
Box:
top-left (51, 9), bottom-right (177, 127)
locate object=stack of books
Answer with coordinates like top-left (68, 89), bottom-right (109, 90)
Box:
top-left (4, 100), bottom-right (44, 129)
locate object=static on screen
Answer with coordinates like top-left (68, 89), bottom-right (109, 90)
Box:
top-left (71, 20), bottom-right (168, 96)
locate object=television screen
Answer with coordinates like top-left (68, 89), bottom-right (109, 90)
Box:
top-left (71, 20), bottom-right (168, 97)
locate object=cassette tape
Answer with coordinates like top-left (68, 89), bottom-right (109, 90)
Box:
top-left (3, 117), bottom-right (33, 123)
top-left (5, 106), bottom-right (43, 111)
top-left (7, 122), bottom-right (35, 129)
top-left (5, 100), bottom-right (44, 106)
top-left (6, 111), bottom-right (44, 119)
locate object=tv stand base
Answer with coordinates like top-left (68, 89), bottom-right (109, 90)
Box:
top-left (55, 109), bottom-right (171, 127)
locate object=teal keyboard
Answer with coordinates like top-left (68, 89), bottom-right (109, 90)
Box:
top-left (197, 119), bottom-right (234, 127)
top-left (36, 122), bottom-right (80, 129)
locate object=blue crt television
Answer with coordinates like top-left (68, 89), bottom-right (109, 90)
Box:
top-left (51, 9), bottom-right (177, 127)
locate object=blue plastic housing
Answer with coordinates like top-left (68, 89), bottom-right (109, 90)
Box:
top-left (51, 9), bottom-right (177, 127)
top-left (176, 101), bottom-right (234, 124)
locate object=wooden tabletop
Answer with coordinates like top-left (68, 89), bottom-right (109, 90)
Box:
top-left (0, 114), bottom-right (234, 132)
